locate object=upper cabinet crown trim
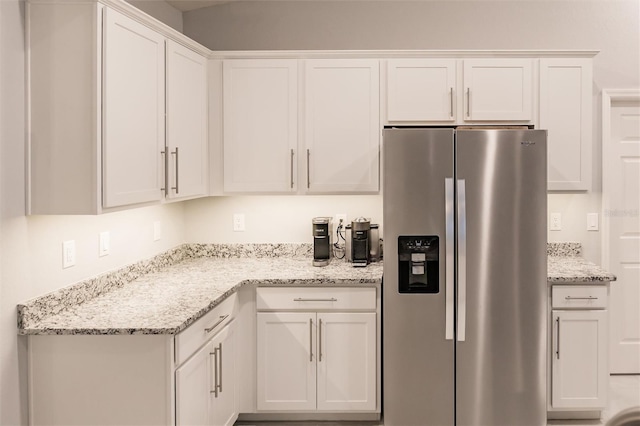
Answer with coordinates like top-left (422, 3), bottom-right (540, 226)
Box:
top-left (211, 50), bottom-right (600, 60)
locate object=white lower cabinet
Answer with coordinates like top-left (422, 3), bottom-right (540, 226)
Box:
top-left (548, 285), bottom-right (609, 419)
top-left (255, 287), bottom-right (378, 415)
top-left (28, 294), bottom-right (239, 426)
top-left (316, 313), bottom-right (377, 411)
top-left (551, 310), bottom-right (607, 409)
top-left (176, 323), bottom-right (237, 426)
top-left (257, 312), bottom-right (317, 411)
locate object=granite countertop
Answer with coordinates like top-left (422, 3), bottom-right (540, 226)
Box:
top-left (18, 242), bottom-right (614, 336)
top-left (18, 246), bottom-right (382, 336)
top-left (546, 242), bottom-right (616, 284)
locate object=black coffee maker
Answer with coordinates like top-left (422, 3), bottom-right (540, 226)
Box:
top-left (350, 217), bottom-right (371, 267)
top-left (312, 217), bottom-right (332, 266)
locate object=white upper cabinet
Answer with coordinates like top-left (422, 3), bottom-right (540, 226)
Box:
top-left (463, 59), bottom-right (533, 121)
top-left (102, 8), bottom-right (165, 208)
top-left (223, 59), bottom-right (298, 193)
top-left (304, 59), bottom-right (380, 193)
top-left (27, 1), bottom-right (211, 214)
top-left (166, 40), bottom-right (208, 200)
top-left (386, 59), bottom-right (456, 122)
top-left (540, 58), bottom-right (592, 191)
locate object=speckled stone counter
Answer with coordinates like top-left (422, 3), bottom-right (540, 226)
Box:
top-left (18, 244), bottom-right (382, 336)
top-left (547, 242), bottom-right (616, 284)
top-left (18, 242), bottom-right (615, 336)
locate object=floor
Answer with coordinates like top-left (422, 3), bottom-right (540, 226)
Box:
top-left (235, 375), bottom-right (640, 426)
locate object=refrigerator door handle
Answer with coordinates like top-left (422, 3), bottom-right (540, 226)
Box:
top-left (445, 178), bottom-right (455, 340)
top-left (457, 179), bottom-right (467, 342)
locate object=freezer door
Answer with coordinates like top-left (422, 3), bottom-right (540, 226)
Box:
top-left (455, 129), bottom-right (547, 426)
top-left (382, 128), bottom-right (455, 426)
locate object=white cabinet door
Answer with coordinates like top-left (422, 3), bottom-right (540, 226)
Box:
top-left (257, 312), bottom-right (316, 411)
top-left (175, 340), bottom-right (212, 426)
top-left (223, 59), bottom-right (298, 193)
top-left (305, 59), bottom-right (380, 193)
top-left (317, 313), bottom-right (376, 411)
top-left (463, 59), bottom-right (533, 121)
top-left (102, 8), bottom-right (165, 208)
top-left (551, 310), bottom-right (607, 409)
top-left (166, 40), bottom-right (208, 200)
top-left (386, 59), bottom-right (456, 122)
top-left (540, 58), bottom-right (592, 191)
top-left (211, 324), bottom-right (237, 426)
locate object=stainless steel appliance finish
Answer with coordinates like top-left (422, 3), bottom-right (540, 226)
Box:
top-left (383, 128), bottom-right (547, 426)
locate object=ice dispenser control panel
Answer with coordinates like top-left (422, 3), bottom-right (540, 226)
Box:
top-left (398, 236), bottom-right (439, 293)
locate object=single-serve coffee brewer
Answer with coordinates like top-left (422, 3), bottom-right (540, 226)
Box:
top-left (312, 217), bottom-right (332, 267)
top-left (345, 217), bottom-right (380, 266)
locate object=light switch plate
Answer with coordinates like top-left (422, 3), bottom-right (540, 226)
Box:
top-left (99, 231), bottom-right (110, 257)
top-left (153, 221), bottom-right (162, 241)
top-left (550, 213), bottom-right (562, 231)
top-left (62, 240), bottom-right (76, 268)
top-left (587, 213), bottom-right (599, 231)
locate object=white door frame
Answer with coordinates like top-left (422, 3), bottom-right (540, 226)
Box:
top-left (601, 88), bottom-right (640, 374)
top-left (601, 88), bottom-right (640, 268)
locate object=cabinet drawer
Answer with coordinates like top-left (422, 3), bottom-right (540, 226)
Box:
top-left (256, 287), bottom-right (376, 311)
top-left (175, 293), bottom-right (238, 366)
top-left (552, 286), bottom-right (607, 309)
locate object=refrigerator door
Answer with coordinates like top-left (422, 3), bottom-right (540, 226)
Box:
top-left (455, 129), bottom-right (547, 425)
top-left (383, 128), bottom-right (455, 426)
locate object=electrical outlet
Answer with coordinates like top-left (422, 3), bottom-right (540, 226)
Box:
top-left (153, 221), bottom-right (162, 241)
top-left (62, 240), bottom-right (76, 268)
top-left (233, 213), bottom-right (245, 232)
top-left (550, 213), bottom-right (562, 231)
top-left (99, 231), bottom-right (110, 257)
top-left (335, 214), bottom-right (347, 227)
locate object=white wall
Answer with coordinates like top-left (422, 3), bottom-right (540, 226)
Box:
top-left (185, 195), bottom-right (382, 243)
top-left (183, 0), bottom-right (640, 264)
top-left (0, 2), bottom-right (187, 424)
top-left (127, 0), bottom-right (184, 32)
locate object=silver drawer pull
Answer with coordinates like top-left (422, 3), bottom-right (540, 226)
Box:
top-left (565, 296), bottom-right (597, 300)
top-left (205, 315), bottom-right (229, 333)
top-left (294, 298), bottom-right (338, 302)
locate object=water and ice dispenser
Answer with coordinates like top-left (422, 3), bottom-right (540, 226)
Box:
top-left (397, 236), bottom-right (439, 293)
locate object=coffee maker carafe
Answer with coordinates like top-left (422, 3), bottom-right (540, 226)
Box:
top-left (351, 217), bottom-right (370, 267)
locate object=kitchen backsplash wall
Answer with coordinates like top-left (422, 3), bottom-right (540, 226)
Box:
top-left (183, 194), bottom-right (602, 264)
top-left (184, 195), bottom-right (384, 244)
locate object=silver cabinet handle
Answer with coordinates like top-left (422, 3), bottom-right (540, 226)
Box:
top-left (445, 178), bottom-right (454, 341)
top-left (556, 317), bottom-right (560, 359)
top-left (449, 87), bottom-right (454, 118)
top-left (209, 347), bottom-right (218, 397)
top-left (160, 150), bottom-right (168, 194)
top-left (466, 88), bottom-right (471, 117)
top-left (319, 318), bottom-right (323, 362)
top-left (565, 296), bottom-right (597, 300)
top-left (171, 147), bottom-right (179, 194)
top-left (294, 298), bottom-right (337, 302)
top-left (217, 342), bottom-right (222, 393)
top-left (457, 179), bottom-right (467, 342)
top-left (290, 149), bottom-right (295, 189)
top-left (309, 318), bottom-right (313, 362)
top-left (306, 149), bottom-right (311, 189)
top-left (204, 315), bottom-right (229, 333)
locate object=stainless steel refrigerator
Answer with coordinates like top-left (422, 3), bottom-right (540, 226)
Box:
top-left (382, 127), bottom-right (547, 426)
